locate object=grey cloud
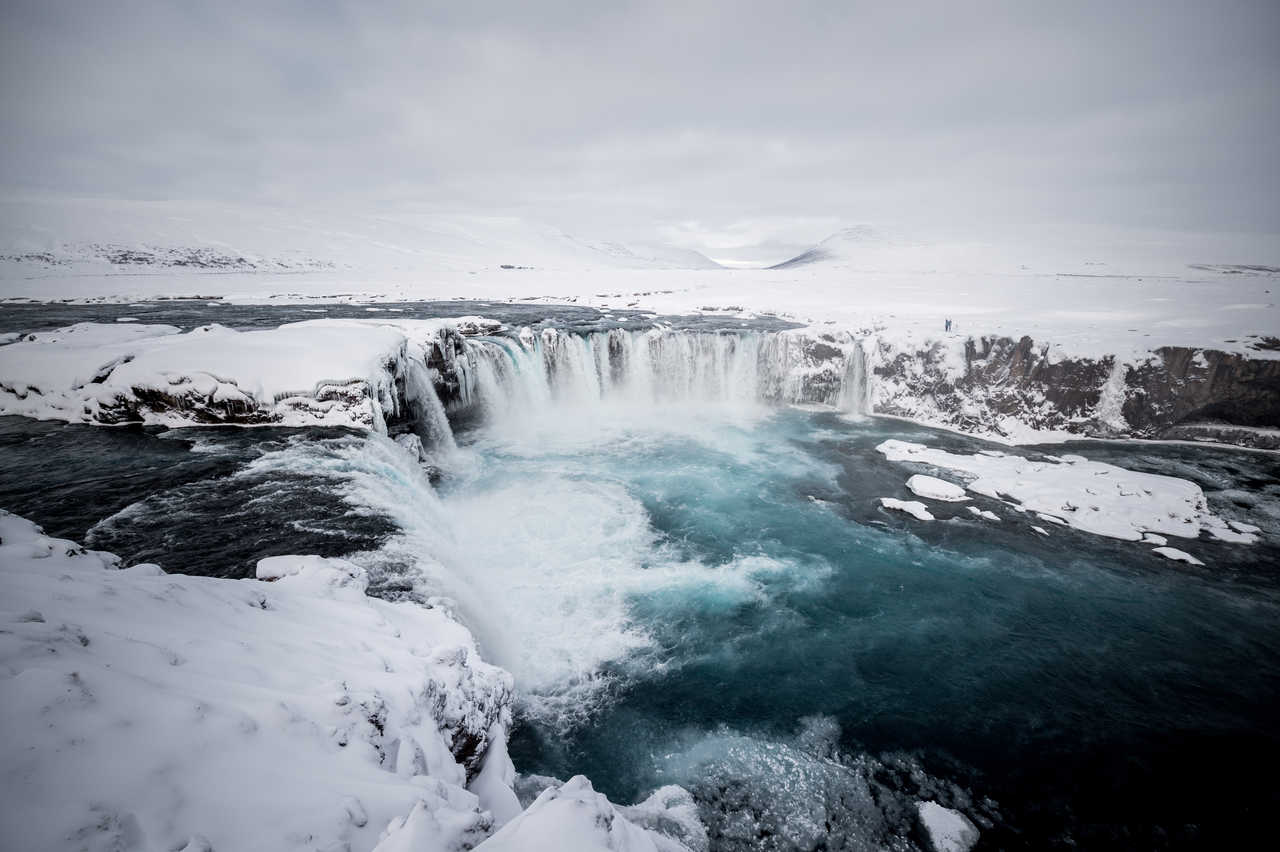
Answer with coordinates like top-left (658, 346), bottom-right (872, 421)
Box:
top-left (2, 0), bottom-right (1277, 254)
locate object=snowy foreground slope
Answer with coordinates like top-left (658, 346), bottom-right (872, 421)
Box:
top-left (0, 510), bottom-right (707, 852)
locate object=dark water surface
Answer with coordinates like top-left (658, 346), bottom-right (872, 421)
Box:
top-left (0, 297), bottom-right (801, 335)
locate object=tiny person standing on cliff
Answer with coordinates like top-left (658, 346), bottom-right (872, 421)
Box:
top-left (945, 318), bottom-right (952, 332)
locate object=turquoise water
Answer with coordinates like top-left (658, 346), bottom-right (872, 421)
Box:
top-left (441, 406), bottom-right (1280, 850)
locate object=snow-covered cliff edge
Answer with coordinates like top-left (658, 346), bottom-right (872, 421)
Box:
top-left (866, 332), bottom-right (1280, 447)
top-left (0, 315), bottom-right (1275, 449)
top-left (0, 510), bottom-right (702, 852)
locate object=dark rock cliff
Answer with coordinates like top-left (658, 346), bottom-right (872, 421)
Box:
top-left (870, 334), bottom-right (1280, 448)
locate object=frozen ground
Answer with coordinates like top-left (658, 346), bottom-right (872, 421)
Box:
top-left (1, 199), bottom-right (1277, 365)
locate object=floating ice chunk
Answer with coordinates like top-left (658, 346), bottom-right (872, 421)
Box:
top-left (1152, 546), bottom-right (1205, 566)
top-left (1036, 513), bottom-right (1067, 526)
top-left (1031, 526), bottom-right (1050, 536)
top-left (966, 506), bottom-right (1000, 522)
top-left (1141, 533), bottom-right (1168, 546)
top-left (879, 497), bottom-right (935, 521)
top-left (916, 801), bottom-right (979, 852)
top-left (1229, 520), bottom-right (1261, 535)
top-left (906, 474), bottom-right (969, 502)
top-left (1203, 519), bottom-right (1259, 544)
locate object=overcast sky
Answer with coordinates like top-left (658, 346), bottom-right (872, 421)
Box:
top-left (2, 0), bottom-right (1277, 259)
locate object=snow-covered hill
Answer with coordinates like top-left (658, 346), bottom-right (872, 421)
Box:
top-left (0, 198), bottom-right (722, 277)
top-left (768, 225), bottom-right (895, 268)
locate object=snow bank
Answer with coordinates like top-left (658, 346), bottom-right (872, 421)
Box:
top-left (877, 440), bottom-right (1249, 548)
top-left (0, 322), bottom-right (182, 401)
top-left (0, 511), bottom-right (700, 852)
top-left (0, 318), bottom-right (490, 432)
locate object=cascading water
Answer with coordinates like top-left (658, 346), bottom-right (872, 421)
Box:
top-left (433, 327), bottom-right (870, 431)
top-left (404, 360), bottom-right (458, 454)
top-left (837, 337), bottom-right (872, 416)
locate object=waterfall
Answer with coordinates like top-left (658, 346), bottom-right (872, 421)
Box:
top-left (405, 360), bottom-right (458, 454)
top-left (837, 341), bottom-right (871, 416)
top-left (417, 326), bottom-right (871, 444)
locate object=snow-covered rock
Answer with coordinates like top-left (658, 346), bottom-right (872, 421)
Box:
top-left (916, 801), bottom-right (980, 852)
top-left (479, 776), bottom-right (701, 852)
top-left (866, 331), bottom-right (1280, 448)
top-left (906, 474), bottom-right (969, 502)
top-left (879, 497), bottom-right (936, 521)
top-left (0, 510), bottom-right (513, 852)
top-left (0, 319), bottom-right (477, 437)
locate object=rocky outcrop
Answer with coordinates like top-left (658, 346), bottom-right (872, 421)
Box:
top-left (869, 334), bottom-right (1280, 447)
top-left (1125, 347), bottom-right (1280, 436)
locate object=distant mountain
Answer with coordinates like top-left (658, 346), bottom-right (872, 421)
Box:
top-left (564, 237), bottom-right (723, 270)
top-left (768, 226), bottom-right (890, 269)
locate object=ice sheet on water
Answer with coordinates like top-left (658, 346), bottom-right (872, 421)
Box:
top-left (877, 439), bottom-right (1252, 549)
